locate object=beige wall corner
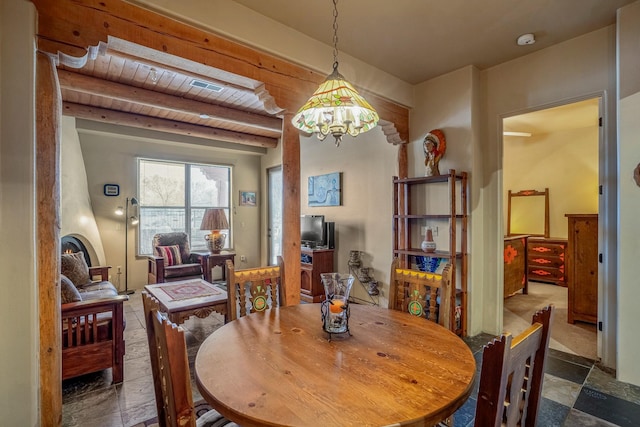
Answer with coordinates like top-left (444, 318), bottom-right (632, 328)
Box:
top-left (616, 0), bottom-right (640, 387)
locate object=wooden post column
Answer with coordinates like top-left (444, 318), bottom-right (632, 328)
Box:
top-left (36, 50), bottom-right (62, 426)
top-left (281, 114), bottom-right (301, 306)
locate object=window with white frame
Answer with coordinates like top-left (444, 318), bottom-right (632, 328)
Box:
top-left (137, 159), bottom-right (231, 255)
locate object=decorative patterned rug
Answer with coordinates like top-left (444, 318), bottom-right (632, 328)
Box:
top-left (134, 400), bottom-right (213, 426)
top-left (159, 281), bottom-right (222, 301)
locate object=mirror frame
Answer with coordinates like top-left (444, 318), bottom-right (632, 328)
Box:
top-left (507, 188), bottom-right (550, 238)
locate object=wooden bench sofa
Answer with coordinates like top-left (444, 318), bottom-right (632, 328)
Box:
top-left (61, 253), bottom-right (128, 384)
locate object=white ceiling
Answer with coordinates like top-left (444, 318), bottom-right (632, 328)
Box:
top-left (233, 0), bottom-right (634, 84)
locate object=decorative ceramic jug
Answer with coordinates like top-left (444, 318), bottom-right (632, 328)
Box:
top-left (421, 227), bottom-right (437, 253)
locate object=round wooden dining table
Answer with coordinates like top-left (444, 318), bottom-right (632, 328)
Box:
top-left (195, 303), bottom-right (476, 427)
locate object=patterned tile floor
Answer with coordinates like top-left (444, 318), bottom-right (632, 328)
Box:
top-left (62, 293), bottom-right (640, 426)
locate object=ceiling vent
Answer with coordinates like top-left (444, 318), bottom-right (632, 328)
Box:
top-left (190, 79), bottom-right (224, 93)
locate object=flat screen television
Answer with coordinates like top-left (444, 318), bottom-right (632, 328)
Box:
top-left (301, 215), bottom-right (325, 248)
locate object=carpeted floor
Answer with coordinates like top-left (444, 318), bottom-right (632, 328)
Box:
top-left (503, 281), bottom-right (597, 359)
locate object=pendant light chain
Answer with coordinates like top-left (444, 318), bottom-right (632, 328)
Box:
top-left (332, 0), bottom-right (339, 70)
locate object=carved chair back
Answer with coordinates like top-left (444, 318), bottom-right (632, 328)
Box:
top-left (474, 305), bottom-right (554, 427)
top-left (142, 291), bottom-right (196, 426)
top-left (142, 291), bottom-right (238, 427)
top-left (388, 258), bottom-right (453, 329)
top-left (226, 256), bottom-right (285, 321)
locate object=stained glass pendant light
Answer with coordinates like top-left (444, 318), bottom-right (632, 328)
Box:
top-left (291, 0), bottom-right (379, 146)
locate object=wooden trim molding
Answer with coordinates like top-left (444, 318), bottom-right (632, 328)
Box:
top-left (32, 0), bottom-right (408, 144)
top-left (36, 50), bottom-right (62, 426)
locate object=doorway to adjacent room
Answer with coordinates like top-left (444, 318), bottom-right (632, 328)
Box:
top-left (502, 97), bottom-right (600, 360)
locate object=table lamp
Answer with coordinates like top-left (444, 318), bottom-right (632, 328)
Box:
top-left (200, 208), bottom-right (229, 253)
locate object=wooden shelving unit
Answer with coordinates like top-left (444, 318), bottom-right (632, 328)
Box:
top-left (392, 169), bottom-right (468, 336)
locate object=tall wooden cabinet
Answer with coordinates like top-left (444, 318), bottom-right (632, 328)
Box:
top-left (392, 170), bottom-right (468, 336)
top-left (565, 214), bottom-right (598, 324)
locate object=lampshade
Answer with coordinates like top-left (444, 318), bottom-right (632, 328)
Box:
top-left (290, 0), bottom-right (378, 146)
top-left (292, 65), bottom-right (379, 146)
top-left (200, 208), bottom-right (229, 231)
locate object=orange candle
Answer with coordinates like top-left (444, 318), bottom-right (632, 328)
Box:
top-left (329, 297), bottom-right (346, 313)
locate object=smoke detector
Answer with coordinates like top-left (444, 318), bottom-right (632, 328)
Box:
top-left (517, 33), bottom-right (536, 46)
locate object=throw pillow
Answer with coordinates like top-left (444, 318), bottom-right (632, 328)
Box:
top-left (60, 274), bottom-right (82, 303)
top-left (61, 252), bottom-right (91, 286)
top-left (156, 245), bottom-right (183, 267)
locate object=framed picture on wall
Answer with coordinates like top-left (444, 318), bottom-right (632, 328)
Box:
top-left (239, 190), bottom-right (257, 206)
top-left (308, 172), bottom-right (341, 207)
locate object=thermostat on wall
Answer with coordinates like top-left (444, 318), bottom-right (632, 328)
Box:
top-left (104, 184), bottom-right (120, 196)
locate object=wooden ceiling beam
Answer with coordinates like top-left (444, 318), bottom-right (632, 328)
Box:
top-left (33, 0), bottom-right (409, 144)
top-left (57, 69), bottom-right (282, 134)
top-left (63, 102), bottom-right (279, 148)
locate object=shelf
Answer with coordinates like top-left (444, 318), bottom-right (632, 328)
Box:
top-left (394, 174), bottom-right (465, 184)
top-left (348, 265), bottom-right (379, 306)
top-left (392, 169), bottom-right (468, 336)
top-left (393, 249), bottom-right (463, 259)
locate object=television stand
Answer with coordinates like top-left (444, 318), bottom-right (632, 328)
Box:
top-left (300, 247), bottom-right (334, 303)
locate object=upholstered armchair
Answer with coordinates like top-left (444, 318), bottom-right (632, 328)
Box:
top-left (147, 232), bottom-right (210, 283)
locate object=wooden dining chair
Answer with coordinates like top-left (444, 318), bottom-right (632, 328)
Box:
top-left (474, 305), bottom-right (554, 427)
top-left (388, 257), bottom-right (453, 329)
top-left (226, 256), bottom-right (285, 321)
top-left (142, 291), bottom-right (238, 427)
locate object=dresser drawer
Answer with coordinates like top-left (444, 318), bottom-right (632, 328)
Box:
top-left (528, 242), bottom-right (565, 257)
top-left (528, 266), bottom-right (566, 285)
top-left (528, 254), bottom-right (565, 269)
top-left (527, 238), bottom-right (567, 286)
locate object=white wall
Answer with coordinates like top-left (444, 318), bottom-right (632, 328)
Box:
top-left (61, 116), bottom-right (107, 265)
top-left (482, 26), bottom-right (619, 367)
top-left (300, 130), bottom-right (398, 307)
top-left (616, 0), bottom-right (640, 386)
top-left (409, 66), bottom-right (480, 333)
top-left (0, 0), bottom-right (38, 423)
top-left (76, 121), bottom-right (264, 291)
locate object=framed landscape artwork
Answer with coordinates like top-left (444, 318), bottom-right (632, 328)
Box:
top-left (239, 190), bottom-right (257, 206)
top-left (308, 172), bottom-right (341, 207)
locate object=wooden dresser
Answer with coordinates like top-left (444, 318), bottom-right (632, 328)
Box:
top-left (300, 247), bottom-right (334, 303)
top-left (527, 238), bottom-right (567, 286)
top-left (504, 235), bottom-right (528, 297)
top-left (565, 214), bottom-right (598, 324)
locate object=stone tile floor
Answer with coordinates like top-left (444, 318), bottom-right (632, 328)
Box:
top-left (62, 293), bottom-right (640, 426)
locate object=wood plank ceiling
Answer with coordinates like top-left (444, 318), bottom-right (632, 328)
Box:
top-left (58, 39), bottom-right (284, 149)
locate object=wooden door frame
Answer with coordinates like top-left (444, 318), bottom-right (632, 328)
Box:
top-left (33, 1), bottom-right (409, 422)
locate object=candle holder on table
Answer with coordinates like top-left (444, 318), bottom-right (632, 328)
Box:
top-left (320, 273), bottom-right (354, 341)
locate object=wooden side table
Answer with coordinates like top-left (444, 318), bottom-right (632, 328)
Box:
top-left (199, 251), bottom-right (235, 281)
top-left (144, 278), bottom-right (228, 324)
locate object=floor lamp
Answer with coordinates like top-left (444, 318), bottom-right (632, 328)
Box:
top-left (116, 197), bottom-right (138, 295)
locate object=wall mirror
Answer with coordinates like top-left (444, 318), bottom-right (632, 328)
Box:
top-left (507, 188), bottom-right (550, 238)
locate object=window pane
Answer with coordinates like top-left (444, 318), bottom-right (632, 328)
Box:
top-left (139, 160), bottom-right (185, 207)
top-left (138, 159), bottom-right (231, 255)
top-left (190, 164), bottom-right (230, 207)
top-left (139, 207), bottom-right (186, 254)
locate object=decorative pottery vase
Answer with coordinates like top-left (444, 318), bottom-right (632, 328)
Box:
top-left (421, 227), bottom-right (437, 253)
